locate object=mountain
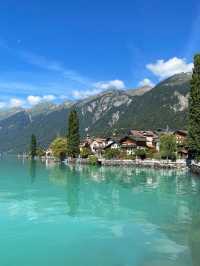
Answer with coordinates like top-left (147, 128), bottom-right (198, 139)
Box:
top-left (0, 107), bottom-right (23, 121)
top-left (0, 72), bottom-right (192, 153)
top-left (127, 85), bottom-right (152, 96)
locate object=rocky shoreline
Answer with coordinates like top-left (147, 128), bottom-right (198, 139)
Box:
top-left (190, 163), bottom-right (200, 175)
top-left (66, 158), bottom-right (188, 170)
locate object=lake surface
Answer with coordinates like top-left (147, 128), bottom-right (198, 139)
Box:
top-left (0, 158), bottom-right (200, 266)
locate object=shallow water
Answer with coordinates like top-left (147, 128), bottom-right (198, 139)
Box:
top-left (0, 158), bottom-right (200, 266)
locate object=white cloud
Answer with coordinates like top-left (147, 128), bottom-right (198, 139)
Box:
top-left (95, 79), bottom-right (125, 90)
top-left (0, 101), bottom-right (6, 108)
top-left (43, 94), bottom-right (56, 101)
top-left (27, 95), bottom-right (42, 106)
top-left (27, 94), bottom-right (57, 106)
top-left (9, 98), bottom-right (24, 108)
top-left (146, 57), bottom-right (193, 79)
top-left (72, 79), bottom-right (126, 100)
top-left (72, 89), bottom-right (101, 100)
top-left (138, 78), bottom-right (155, 87)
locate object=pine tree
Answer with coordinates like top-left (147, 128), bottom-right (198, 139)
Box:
top-left (67, 110), bottom-right (80, 158)
top-left (188, 54), bottom-right (200, 159)
top-left (30, 134), bottom-right (37, 159)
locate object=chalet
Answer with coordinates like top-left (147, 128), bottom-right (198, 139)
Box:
top-left (90, 138), bottom-right (107, 155)
top-left (129, 130), bottom-right (159, 151)
top-left (173, 130), bottom-right (188, 145)
top-left (80, 135), bottom-right (92, 150)
top-left (119, 135), bottom-right (146, 155)
top-left (120, 136), bottom-right (136, 155)
top-left (103, 138), bottom-right (120, 150)
top-left (177, 148), bottom-right (188, 159)
top-left (173, 130), bottom-right (188, 159)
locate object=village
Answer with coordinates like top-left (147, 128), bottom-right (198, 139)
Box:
top-left (44, 129), bottom-right (188, 165)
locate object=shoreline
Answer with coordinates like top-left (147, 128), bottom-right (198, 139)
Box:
top-left (66, 158), bottom-right (188, 170)
top-left (17, 156), bottom-right (200, 174)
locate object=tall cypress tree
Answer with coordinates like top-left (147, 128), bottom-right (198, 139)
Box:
top-left (188, 54), bottom-right (200, 159)
top-left (30, 134), bottom-right (37, 159)
top-left (67, 110), bottom-right (80, 158)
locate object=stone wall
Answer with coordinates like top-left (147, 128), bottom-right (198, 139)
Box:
top-left (68, 158), bottom-right (187, 169)
top-left (191, 163), bottom-right (200, 175)
top-left (100, 159), bottom-right (186, 169)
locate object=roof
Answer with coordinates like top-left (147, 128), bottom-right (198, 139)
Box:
top-left (104, 141), bottom-right (120, 149)
top-left (173, 130), bottom-right (188, 136)
top-left (129, 130), bottom-right (158, 139)
top-left (92, 138), bottom-right (107, 143)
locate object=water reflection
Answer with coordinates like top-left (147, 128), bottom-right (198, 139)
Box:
top-left (46, 164), bottom-right (200, 264)
top-left (29, 160), bottom-right (37, 184)
top-left (49, 164), bottom-right (80, 216)
top-left (65, 165), bottom-right (80, 216)
top-left (1, 158), bottom-right (200, 265)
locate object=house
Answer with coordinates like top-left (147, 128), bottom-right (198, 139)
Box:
top-left (119, 135), bottom-right (146, 155)
top-left (142, 131), bottom-right (159, 149)
top-left (45, 148), bottom-right (53, 158)
top-left (103, 138), bottom-right (120, 150)
top-left (80, 135), bottom-right (93, 150)
top-left (90, 138), bottom-right (107, 155)
top-left (173, 130), bottom-right (188, 145)
top-left (129, 130), bottom-right (159, 151)
top-left (177, 148), bottom-right (188, 159)
top-left (173, 130), bottom-right (188, 159)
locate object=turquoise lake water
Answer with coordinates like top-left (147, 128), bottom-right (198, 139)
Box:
top-left (0, 158), bottom-right (200, 266)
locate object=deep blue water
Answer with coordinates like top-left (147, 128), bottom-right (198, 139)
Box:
top-left (0, 158), bottom-right (200, 266)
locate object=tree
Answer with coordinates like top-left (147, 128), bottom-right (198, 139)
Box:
top-left (67, 110), bottom-right (80, 158)
top-left (50, 137), bottom-right (67, 161)
top-left (188, 54), bottom-right (200, 159)
top-left (80, 147), bottom-right (91, 158)
top-left (36, 147), bottom-right (46, 157)
top-left (30, 134), bottom-right (37, 159)
top-left (160, 134), bottom-right (177, 160)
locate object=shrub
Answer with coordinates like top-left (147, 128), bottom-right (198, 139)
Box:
top-left (36, 147), bottom-right (45, 157)
top-left (153, 152), bottom-right (161, 160)
top-left (135, 149), bottom-right (146, 160)
top-left (124, 154), bottom-right (136, 160)
top-left (146, 148), bottom-right (156, 159)
top-left (88, 155), bottom-right (99, 165)
top-left (104, 148), bottom-right (120, 159)
top-left (80, 147), bottom-right (91, 158)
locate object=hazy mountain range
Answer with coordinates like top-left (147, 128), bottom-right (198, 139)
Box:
top-left (0, 72), bottom-right (191, 153)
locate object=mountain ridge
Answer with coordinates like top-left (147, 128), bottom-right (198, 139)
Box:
top-left (0, 72), bottom-right (191, 153)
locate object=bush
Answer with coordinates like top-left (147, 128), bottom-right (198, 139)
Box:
top-left (161, 152), bottom-right (177, 161)
top-left (88, 155), bottom-right (99, 165)
top-left (135, 149), bottom-right (146, 160)
top-left (104, 148), bottom-right (120, 159)
top-left (80, 147), bottom-right (91, 158)
top-left (146, 148), bottom-right (156, 159)
top-left (124, 154), bottom-right (136, 160)
top-left (36, 147), bottom-right (45, 157)
top-left (153, 152), bottom-right (161, 160)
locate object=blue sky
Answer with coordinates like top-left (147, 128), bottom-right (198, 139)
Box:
top-left (0, 0), bottom-right (199, 108)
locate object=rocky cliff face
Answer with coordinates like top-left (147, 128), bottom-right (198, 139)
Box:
top-left (0, 72), bottom-right (191, 153)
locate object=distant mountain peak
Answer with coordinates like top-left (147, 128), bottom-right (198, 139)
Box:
top-left (127, 85), bottom-right (153, 96)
